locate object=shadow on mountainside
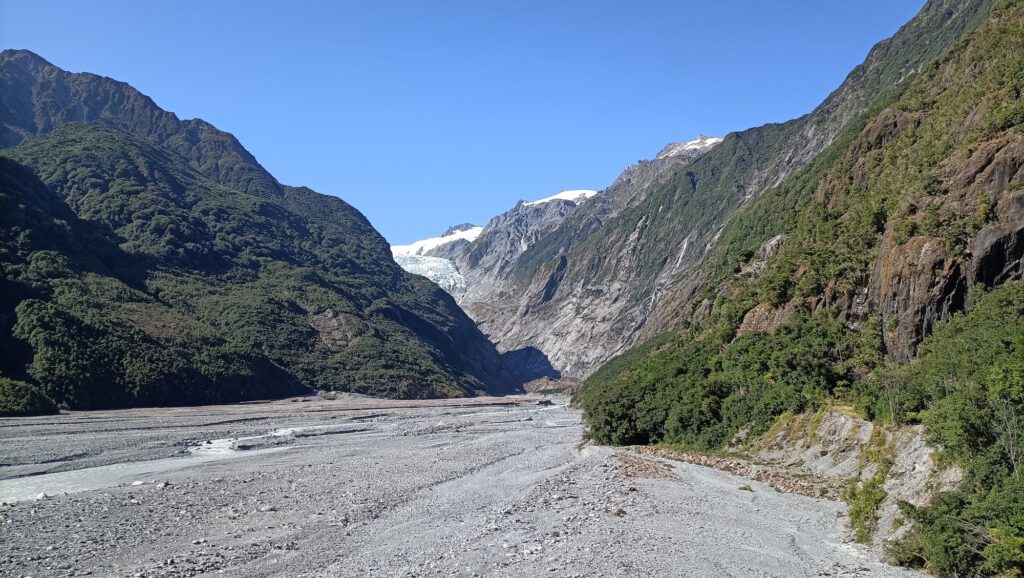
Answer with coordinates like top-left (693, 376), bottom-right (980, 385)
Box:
top-left (501, 346), bottom-right (560, 383)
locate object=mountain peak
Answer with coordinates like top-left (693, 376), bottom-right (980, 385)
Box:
top-left (655, 135), bottom-right (724, 160)
top-left (0, 48), bottom-right (55, 71)
top-left (442, 223), bottom-right (479, 237)
top-left (522, 189), bottom-right (598, 207)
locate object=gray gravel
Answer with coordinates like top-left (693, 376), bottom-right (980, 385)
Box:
top-left (0, 396), bottom-right (921, 577)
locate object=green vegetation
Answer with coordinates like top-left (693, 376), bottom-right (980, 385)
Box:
top-left (577, 310), bottom-right (857, 448)
top-left (845, 427), bottom-right (895, 544)
top-left (874, 282), bottom-right (1024, 576)
top-left (578, 2), bottom-right (1023, 575)
top-left (0, 376), bottom-right (58, 417)
top-left (845, 470), bottom-right (889, 544)
top-left (0, 121), bottom-right (514, 410)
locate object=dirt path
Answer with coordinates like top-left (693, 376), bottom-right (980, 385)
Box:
top-left (0, 397), bottom-right (920, 577)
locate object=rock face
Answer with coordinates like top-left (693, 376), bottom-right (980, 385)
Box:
top-left (751, 409), bottom-right (962, 553)
top-left (861, 133), bottom-right (1024, 360)
top-left (454, 195), bottom-right (599, 302)
top-left (307, 309), bottom-right (366, 352)
top-left (735, 301), bottom-right (797, 337)
top-left (0, 49), bottom-right (520, 408)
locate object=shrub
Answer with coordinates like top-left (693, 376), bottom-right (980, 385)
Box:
top-left (0, 376), bottom-right (58, 417)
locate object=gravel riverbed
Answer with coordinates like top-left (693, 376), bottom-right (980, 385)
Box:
top-left (0, 396), bottom-right (921, 577)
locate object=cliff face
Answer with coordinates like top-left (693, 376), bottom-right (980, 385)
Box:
top-left (728, 17), bottom-right (1024, 364)
top-left (750, 409), bottom-right (963, 553)
top-left (850, 128), bottom-right (1023, 361)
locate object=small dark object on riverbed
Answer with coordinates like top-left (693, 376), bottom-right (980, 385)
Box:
top-left (536, 400), bottom-right (553, 406)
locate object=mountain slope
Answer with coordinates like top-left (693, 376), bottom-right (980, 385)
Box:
top-left (453, 0), bottom-right (996, 379)
top-left (578, 1), bottom-right (1023, 573)
top-left (0, 50), bottom-right (519, 410)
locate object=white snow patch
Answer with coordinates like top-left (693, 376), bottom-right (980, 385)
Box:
top-left (391, 226), bottom-right (483, 257)
top-left (657, 135), bottom-right (724, 160)
top-left (523, 189), bottom-right (598, 207)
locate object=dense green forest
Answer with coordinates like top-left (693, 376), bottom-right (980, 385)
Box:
top-left (0, 51), bottom-right (519, 414)
top-left (577, 1), bottom-right (1024, 575)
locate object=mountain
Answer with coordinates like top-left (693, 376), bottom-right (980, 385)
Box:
top-left (411, 0), bottom-right (997, 380)
top-left (391, 224), bottom-right (483, 258)
top-left (0, 49), bottom-right (520, 412)
top-left (391, 186), bottom-right (605, 377)
top-left (578, 0), bottom-right (1023, 574)
top-left (390, 188), bottom-right (602, 304)
top-left (389, 135), bottom-right (726, 379)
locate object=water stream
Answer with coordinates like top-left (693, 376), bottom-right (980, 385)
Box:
top-left (0, 428), bottom-right (303, 503)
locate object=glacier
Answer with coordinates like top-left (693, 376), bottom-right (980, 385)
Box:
top-left (394, 254), bottom-right (467, 293)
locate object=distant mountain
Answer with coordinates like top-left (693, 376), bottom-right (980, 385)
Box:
top-left (400, 0), bottom-right (998, 380)
top-left (0, 49), bottom-right (520, 412)
top-left (390, 188), bottom-right (602, 300)
top-left (391, 225), bottom-right (483, 258)
top-left (391, 137), bottom-right (723, 377)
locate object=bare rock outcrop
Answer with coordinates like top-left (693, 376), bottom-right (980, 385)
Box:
top-left (751, 409), bottom-right (962, 551)
top-left (307, 309), bottom-right (365, 352)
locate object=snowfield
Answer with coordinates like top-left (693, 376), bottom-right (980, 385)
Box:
top-left (391, 226), bottom-right (484, 257)
top-left (656, 135), bottom-right (724, 159)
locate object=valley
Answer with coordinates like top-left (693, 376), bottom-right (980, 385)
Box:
top-left (1, 0), bottom-right (1023, 575)
top-left (1, 397), bottom-right (919, 577)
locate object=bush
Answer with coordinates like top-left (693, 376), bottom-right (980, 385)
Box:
top-left (577, 310), bottom-right (854, 449)
top-left (0, 376), bottom-right (58, 417)
top-left (882, 282), bottom-right (1024, 577)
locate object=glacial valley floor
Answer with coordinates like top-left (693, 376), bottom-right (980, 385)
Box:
top-left (0, 395), bottom-right (921, 577)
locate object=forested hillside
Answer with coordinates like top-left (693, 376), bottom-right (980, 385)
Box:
top-left (578, 1), bottom-right (1024, 574)
top-left (0, 50), bottom-right (519, 413)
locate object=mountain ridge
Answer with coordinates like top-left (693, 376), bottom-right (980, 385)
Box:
top-left (576, 1), bottom-right (1023, 573)
top-left (0, 49), bottom-right (520, 410)
top-left (418, 0), bottom-right (998, 379)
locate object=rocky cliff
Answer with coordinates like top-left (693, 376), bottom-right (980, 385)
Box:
top-left (750, 408), bottom-right (963, 553)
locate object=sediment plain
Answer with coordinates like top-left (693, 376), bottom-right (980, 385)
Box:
top-left (0, 395), bottom-right (920, 577)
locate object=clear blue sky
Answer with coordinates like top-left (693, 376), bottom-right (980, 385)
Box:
top-left (1, 1), bottom-right (924, 244)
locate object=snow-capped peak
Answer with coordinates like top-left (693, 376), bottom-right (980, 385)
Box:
top-left (522, 189), bottom-right (598, 207)
top-left (656, 135), bottom-right (724, 160)
top-left (391, 225), bottom-right (484, 257)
